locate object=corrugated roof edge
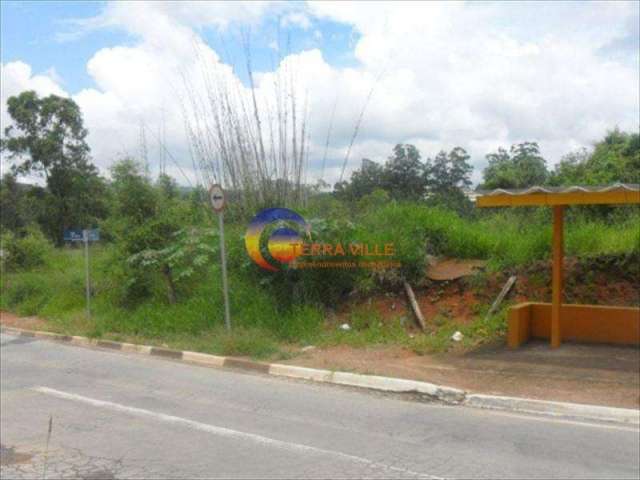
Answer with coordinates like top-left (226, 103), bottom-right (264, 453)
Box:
top-left (477, 183), bottom-right (640, 196)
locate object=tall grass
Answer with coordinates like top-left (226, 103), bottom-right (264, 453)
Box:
top-left (0, 246), bottom-right (323, 358)
top-left (358, 203), bottom-right (639, 272)
top-left (2, 203), bottom-right (638, 356)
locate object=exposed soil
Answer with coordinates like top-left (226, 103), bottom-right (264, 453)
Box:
top-left (284, 341), bottom-right (640, 409)
top-left (0, 311), bottom-right (48, 331)
top-left (335, 254), bottom-right (639, 328)
top-left (302, 255), bottom-right (640, 409)
top-left (333, 281), bottom-right (484, 329)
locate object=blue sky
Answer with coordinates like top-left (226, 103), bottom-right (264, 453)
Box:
top-left (1, 1), bottom-right (638, 185)
top-left (2, 1), bottom-right (114, 92)
top-left (2, 1), bottom-right (359, 91)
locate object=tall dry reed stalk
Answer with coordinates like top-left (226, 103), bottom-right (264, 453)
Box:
top-left (181, 39), bottom-right (309, 214)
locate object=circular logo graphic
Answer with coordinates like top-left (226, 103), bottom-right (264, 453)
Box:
top-left (245, 208), bottom-right (309, 271)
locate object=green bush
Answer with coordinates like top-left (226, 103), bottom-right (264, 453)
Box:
top-left (1, 227), bottom-right (53, 271)
top-left (2, 273), bottom-right (53, 315)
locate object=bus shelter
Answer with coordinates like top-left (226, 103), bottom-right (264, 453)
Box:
top-left (476, 184), bottom-right (640, 348)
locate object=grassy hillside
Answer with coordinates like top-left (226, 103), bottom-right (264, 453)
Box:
top-left (2, 204), bottom-right (638, 358)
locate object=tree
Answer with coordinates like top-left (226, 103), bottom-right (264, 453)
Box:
top-left (481, 147), bottom-right (513, 189)
top-left (548, 148), bottom-right (591, 186)
top-left (549, 129), bottom-right (640, 186)
top-left (510, 142), bottom-right (548, 187)
top-left (482, 142), bottom-right (548, 189)
top-left (105, 159), bottom-right (216, 305)
top-left (157, 173), bottom-right (179, 199)
top-left (0, 173), bottom-right (26, 233)
top-left (425, 147), bottom-right (473, 213)
top-left (1, 91), bottom-right (107, 244)
top-left (427, 147), bottom-right (473, 194)
top-left (584, 129), bottom-right (638, 184)
top-left (382, 144), bottom-right (427, 200)
top-left (334, 158), bottom-right (384, 201)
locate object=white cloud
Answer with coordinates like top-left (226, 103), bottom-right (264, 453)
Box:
top-left (3, 1), bottom-right (639, 187)
top-left (281, 12), bottom-right (312, 30)
top-left (1, 61), bottom-right (67, 101)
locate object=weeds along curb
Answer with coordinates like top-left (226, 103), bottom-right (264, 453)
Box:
top-left (2, 325), bottom-right (638, 426)
top-left (0, 325), bottom-right (464, 404)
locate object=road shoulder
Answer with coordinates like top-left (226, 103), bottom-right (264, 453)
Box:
top-left (2, 325), bottom-right (638, 427)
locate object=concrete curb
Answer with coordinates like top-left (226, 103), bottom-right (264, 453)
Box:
top-left (2, 325), bottom-right (638, 425)
top-left (464, 394), bottom-right (640, 426)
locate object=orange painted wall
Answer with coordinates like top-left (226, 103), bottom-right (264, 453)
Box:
top-left (508, 303), bottom-right (640, 348)
top-left (507, 303), bottom-right (531, 348)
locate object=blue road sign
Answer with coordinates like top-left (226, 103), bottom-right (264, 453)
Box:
top-left (64, 229), bottom-right (100, 242)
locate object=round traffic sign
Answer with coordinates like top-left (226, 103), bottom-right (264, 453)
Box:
top-left (209, 184), bottom-right (225, 212)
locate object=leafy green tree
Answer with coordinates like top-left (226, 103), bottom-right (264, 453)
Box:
top-left (334, 158), bottom-right (384, 201)
top-left (482, 142), bottom-right (548, 189)
top-left (425, 147), bottom-right (473, 213)
top-left (382, 144), bottom-right (426, 200)
top-left (548, 148), bottom-right (591, 186)
top-left (0, 173), bottom-right (67, 237)
top-left (511, 142), bottom-right (548, 186)
top-left (427, 147), bottom-right (473, 193)
top-left (1, 91), bottom-right (107, 243)
top-left (0, 173), bottom-right (26, 232)
top-left (157, 172), bottom-right (179, 199)
top-left (105, 159), bottom-right (215, 305)
top-left (127, 226), bottom-right (217, 304)
top-left (550, 129), bottom-right (639, 185)
top-left (481, 147), bottom-right (513, 189)
top-left (335, 144), bottom-right (429, 202)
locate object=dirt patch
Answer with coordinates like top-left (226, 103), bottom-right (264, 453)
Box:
top-left (337, 254), bottom-right (639, 332)
top-left (286, 342), bottom-right (640, 409)
top-left (0, 311), bottom-right (48, 331)
top-left (505, 255), bottom-right (640, 306)
top-left (334, 282), bottom-right (484, 328)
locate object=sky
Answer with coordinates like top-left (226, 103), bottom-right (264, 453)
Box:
top-left (1, 1), bottom-right (639, 187)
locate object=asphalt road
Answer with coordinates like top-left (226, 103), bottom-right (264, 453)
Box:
top-left (1, 332), bottom-right (639, 479)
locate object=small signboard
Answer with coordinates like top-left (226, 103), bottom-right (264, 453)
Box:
top-left (64, 229), bottom-right (100, 242)
top-left (209, 184), bottom-right (225, 212)
top-left (208, 183), bottom-right (231, 330)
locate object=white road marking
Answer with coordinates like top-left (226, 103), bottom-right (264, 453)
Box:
top-left (33, 386), bottom-right (440, 479)
top-left (12, 331), bottom-right (635, 433)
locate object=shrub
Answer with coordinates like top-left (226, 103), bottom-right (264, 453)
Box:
top-left (2, 273), bottom-right (53, 315)
top-left (1, 227), bottom-right (53, 271)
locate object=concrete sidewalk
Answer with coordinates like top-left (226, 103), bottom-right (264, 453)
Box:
top-left (284, 341), bottom-right (640, 409)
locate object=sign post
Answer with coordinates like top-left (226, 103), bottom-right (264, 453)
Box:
top-left (65, 229), bottom-right (99, 319)
top-left (209, 185), bottom-right (231, 331)
top-left (83, 229), bottom-right (91, 319)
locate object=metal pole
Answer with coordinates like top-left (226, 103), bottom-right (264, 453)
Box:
top-left (218, 211), bottom-right (231, 330)
top-left (83, 229), bottom-right (91, 319)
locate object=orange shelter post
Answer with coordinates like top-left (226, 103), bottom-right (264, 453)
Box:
top-left (551, 205), bottom-right (564, 348)
top-left (476, 184), bottom-right (640, 348)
